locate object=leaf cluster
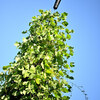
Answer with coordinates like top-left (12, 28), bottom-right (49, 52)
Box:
top-left (0, 9), bottom-right (74, 100)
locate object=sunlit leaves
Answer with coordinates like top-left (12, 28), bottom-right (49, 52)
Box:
top-left (30, 65), bottom-right (35, 73)
top-left (61, 87), bottom-right (69, 93)
top-left (59, 70), bottom-right (64, 76)
top-left (22, 37), bottom-right (27, 42)
top-left (15, 56), bottom-right (20, 62)
top-left (46, 69), bottom-right (52, 74)
top-left (62, 21), bottom-right (68, 27)
top-left (70, 70), bottom-right (74, 73)
top-left (65, 29), bottom-right (74, 33)
top-left (62, 96), bottom-right (70, 100)
top-left (51, 21), bottom-right (56, 27)
top-left (22, 70), bottom-right (29, 78)
top-left (48, 35), bottom-right (54, 41)
top-left (39, 9), bottom-right (43, 14)
top-left (0, 9), bottom-right (74, 100)
top-left (64, 64), bottom-right (70, 70)
top-left (32, 16), bottom-right (37, 21)
top-left (61, 79), bottom-right (68, 85)
top-left (24, 64), bottom-right (29, 70)
top-left (61, 12), bottom-right (68, 21)
top-left (3, 65), bottom-right (10, 71)
top-left (63, 12), bottom-right (68, 16)
top-left (23, 90), bottom-right (27, 95)
top-left (67, 34), bottom-right (71, 40)
top-left (35, 78), bottom-right (40, 84)
top-left (0, 72), bottom-right (3, 76)
top-left (70, 62), bottom-right (75, 67)
top-left (41, 61), bottom-right (44, 69)
top-left (14, 42), bottom-right (19, 47)
top-left (53, 11), bottom-right (60, 17)
top-left (12, 91), bottom-right (18, 96)
top-left (55, 34), bottom-right (62, 39)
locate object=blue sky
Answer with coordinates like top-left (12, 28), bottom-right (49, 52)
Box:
top-left (0, 0), bottom-right (100, 100)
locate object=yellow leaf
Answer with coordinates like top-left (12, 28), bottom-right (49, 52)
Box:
top-left (36, 78), bottom-right (40, 84)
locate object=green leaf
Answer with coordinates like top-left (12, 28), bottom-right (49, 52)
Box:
top-left (62, 96), bottom-right (70, 100)
top-left (22, 30), bottom-right (27, 34)
top-left (36, 78), bottom-right (40, 84)
top-left (65, 29), bottom-right (74, 33)
top-left (41, 61), bottom-right (44, 69)
top-left (64, 53), bottom-right (70, 59)
top-left (48, 35), bottom-right (54, 40)
top-left (23, 90), bottom-right (26, 95)
top-left (70, 70), bottom-right (74, 73)
top-left (61, 87), bottom-right (68, 93)
top-left (61, 12), bottom-right (68, 20)
top-left (69, 29), bottom-right (74, 33)
top-left (22, 37), bottom-right (27, 42)
top-left (12, 91), bottom-right (17, 96)
top-left (58, 25), bottom-right (64, 30)
top-left (3, 65), bottom-right (10, 71)
top-left (64, 64), bottom-right (70, 70)
top-left (64, 60), bottom-right (67, 63)
top-left (67, 34), bottom-right (71, 40)
top-left (1, 95), bottom-right (5, 99)
top-left (32, 16), bottom-right (37, 21)
top-left (66, 75), bottom-right (74, 80)
top-left (53, 11), bottom-right (60, 17)
top-left (70, 62), bottom-right (75, 67)
top-left (69, 46), bottom-right (74, 49)
top-left (39, 9), bottom-right (43, 14)
top-left (59, 70), bottom-right (64, 76)
top-left (69, 76), bottom-right (74, 80)
top-left (51, 22), bottom-right (56, 26)
top-left (24, 64), bottom-right (29, 70)
top-left (45, 55), bottom-right (50, 60)
top-left (29, 22), bottom-right (32, 26)
top-left (57, 17), bottom-right (61, 22)
top-left (57, 40), bottom-right (64, 45)
top-left (46, 69), bottom-right (52, 74)
top-left (56, 34), bottom-right (62, 39)
top-left (14, 42), bottom-right (19, 47)
top-left (30, 65), bottom-right (35, 73)
top-left (50, 17), bottom-right (54, 22)
top-left (61, 79), bottom-right (68, 85)
top-left (22, 70), bottom-right (29, 78)
top-left (63, 12), bottom-right (68, 16)
top-left (62, 21), bottom-right (68, 27)
top-left (0, 72), bottom-right (4, 76)
top-left (70, 52), bottom-right (73, 56)
top-left (65, 28), bottom-right (69, 33)
top-left (23, 82), bottom-right (28, 85)
top-left (15, 56), bottom-right (20, 62)
top-left (37, 92), bottom-right (44, 97)
top-left (28, 83), bottom-right (31, 89)
top-left (23, 73), bottom-right (29, 78)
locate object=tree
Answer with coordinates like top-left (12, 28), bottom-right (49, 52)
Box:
top-left (0, 9), bottom-right (74, 100)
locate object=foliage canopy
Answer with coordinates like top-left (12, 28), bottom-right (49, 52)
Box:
top-left (0, 9), bottom-right (74, 100)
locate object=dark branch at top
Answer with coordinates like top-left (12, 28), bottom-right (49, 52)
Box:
top-left (53, 0), bottom-right (61, 10)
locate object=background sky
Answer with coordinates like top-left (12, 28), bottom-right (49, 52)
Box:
top-left (0, 0), bottom-right (100, 100)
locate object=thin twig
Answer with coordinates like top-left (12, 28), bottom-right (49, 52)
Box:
top-left (69, 81), bottom-right (88, 100)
